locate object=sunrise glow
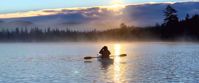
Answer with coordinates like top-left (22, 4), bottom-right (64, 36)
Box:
top-left (108, 0), bottom-right (125, 12)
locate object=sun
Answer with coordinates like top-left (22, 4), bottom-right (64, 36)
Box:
top-left (111, 0), bottom-right (123, 5)
top-left (97, 0), bottom-right (125, 14)
top-left (108, 0), bottom-right (125, 12)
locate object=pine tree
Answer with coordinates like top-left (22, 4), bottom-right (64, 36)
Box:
top-left (163, 5), bottom-right (179, 27)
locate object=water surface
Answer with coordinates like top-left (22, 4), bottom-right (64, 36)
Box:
top-left (0, 42), bottom-right (199, 83)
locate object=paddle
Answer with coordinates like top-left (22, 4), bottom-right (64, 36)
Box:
top-left (84, 54), bottom-right (127, 59)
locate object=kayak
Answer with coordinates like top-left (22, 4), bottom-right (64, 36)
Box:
top-left (97, 58), bottom-right (114, 64)
top-left (84, 54), bottom-right (127, 59)
top-left (97, 58), bottom-right (113, 69)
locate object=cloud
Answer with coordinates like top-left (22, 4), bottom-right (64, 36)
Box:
top-left (0, 6), bottom-right (122, 19)
top-left (0, 10), bottom-right (57, 19)
top-left (0, 1), bottom-right (198, 31)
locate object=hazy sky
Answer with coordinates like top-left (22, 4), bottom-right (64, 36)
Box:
top-left (0, 0), bottom-right (196, 13)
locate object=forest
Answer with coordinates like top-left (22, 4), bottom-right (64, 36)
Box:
top-left (0, 5), bottom-right (198, 42)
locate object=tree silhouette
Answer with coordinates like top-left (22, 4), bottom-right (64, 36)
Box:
top-left (120, 23), bottom-right (127, 29)
top-left (161, 5), bottom-right (181, 39)
top-left (163, 5), bottom-right (179, 27)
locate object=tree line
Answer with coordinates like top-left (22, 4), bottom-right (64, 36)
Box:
top-left (0, 5), bottom-right (198, 42)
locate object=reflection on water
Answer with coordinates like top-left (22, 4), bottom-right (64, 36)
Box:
top-left (114, 44), bottom-right (127, 83)
top-left (114, 44), bottom-right (122, 83)
top-left (100, 43), bottom-right (127, 83)
top-left (98, 43), bottom-right (127, 83)
top-left (114, 44), bottom-right (121, 56)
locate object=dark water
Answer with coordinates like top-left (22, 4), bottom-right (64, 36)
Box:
top-left (0, 42), bottom-right (199, 83)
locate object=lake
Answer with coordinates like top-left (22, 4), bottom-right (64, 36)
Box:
top-left (0, 42), bottom-right (199, 83)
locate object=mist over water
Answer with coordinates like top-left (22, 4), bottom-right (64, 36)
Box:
top-left (0, 42), bottom-right (199, 83)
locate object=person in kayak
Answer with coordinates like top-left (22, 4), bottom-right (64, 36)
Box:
top-left (99, 46), bottom-right (111, 59)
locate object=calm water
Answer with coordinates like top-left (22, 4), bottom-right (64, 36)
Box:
top-left (0, 42), bottom-right (199, 83)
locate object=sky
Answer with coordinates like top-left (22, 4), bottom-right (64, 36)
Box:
top-left (0, 0), bottom-right (198, 29)
top-left (0, 0), bottom-right (196, 13)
